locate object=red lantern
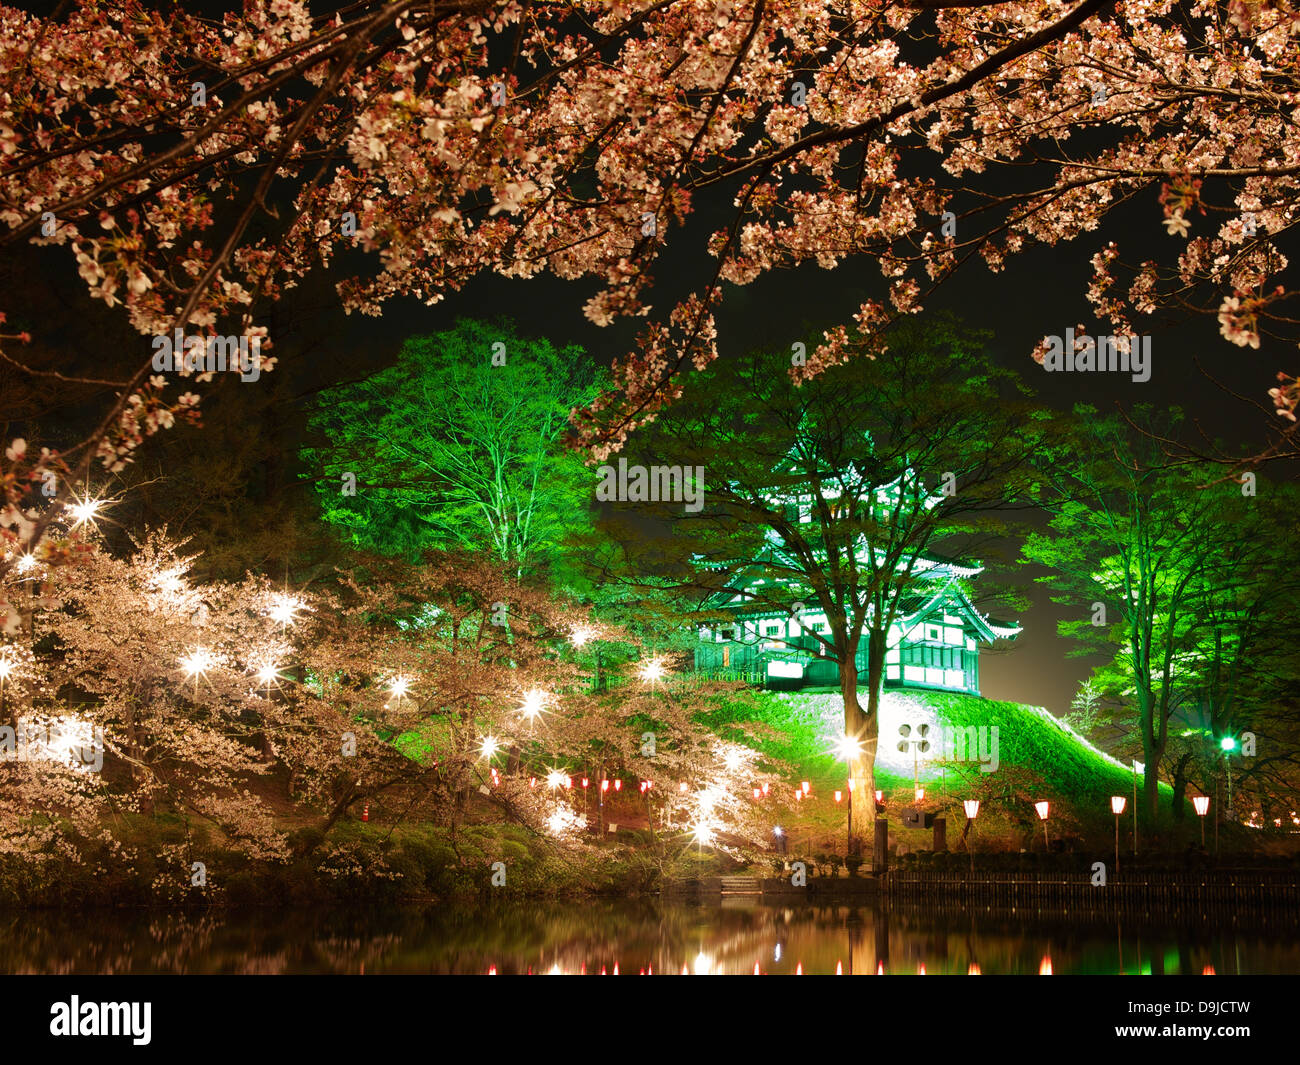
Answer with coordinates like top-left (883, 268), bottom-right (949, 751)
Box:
top-left (753, 788), bottom-right (761, 799)
top-left (761, 783), bottom-right (770, 796)
top-left (601, 779), bottom-right (609, 792)
top-left (581, 777), bottom-right (589, 788)
top-left (614, 779), bottom-right (622, 792)
top-left (529, 776), bottom-right (537, 788)
top-left (362, 803), bottom-right (369, 822)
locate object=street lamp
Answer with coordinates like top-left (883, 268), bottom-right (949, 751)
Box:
top-left (1192, 794), bottom-right (1210, 847)
top-left (1110, 796), bottom-right (1126, 870)
top-left (897, 723), bottom-right (931, 800)
top-left (1035, 801), bottom-right (1050, 850)
top-left (835, 734), bottom-right (864, 858)
top-left (963, 799), bottom-right (979, 871)
top-left (1218, 735), bottom-right (1237, 826)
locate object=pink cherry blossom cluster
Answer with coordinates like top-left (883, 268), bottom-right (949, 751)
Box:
top-left (0, 0), bottom-right (1296, 560)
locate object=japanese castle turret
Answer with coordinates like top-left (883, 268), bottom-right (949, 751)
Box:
top-left (692, 464), bottom-right (1020, 694)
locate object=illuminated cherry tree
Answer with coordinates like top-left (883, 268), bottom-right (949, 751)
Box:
top-left (0, 528), bottom-right (782, 892)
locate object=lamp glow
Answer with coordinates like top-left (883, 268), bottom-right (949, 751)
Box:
top-left (480, 735), bottom-right (499, 759)
top-left (834, 734), bottom-right (863, 761)
top-left (546, 769), bottom-right (568, 789)
top-left (1035, 801), bottom-right (1050, 820)
top-left (267, 593), bottom-right (303, 627)
top-left (519, 688), bottom-right (547, 721)
top-left (963, 799), bottom-right (980, 819)
top-left (1111, 795), bottom-right (1126, 815)
top-left (1193, 795), bottom-right (1210, 816)
top-left (178, 648), bottom-right (214, 678)
top-left (638, 658), bottom-right (666, 684)
top-left (389, 676), bottom-right (410, 699)
top-left (67, 499), bottom-right (104, 526)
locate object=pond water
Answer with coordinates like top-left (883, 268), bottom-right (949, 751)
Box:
top-left (4, 900), bottom-right (1299, 974)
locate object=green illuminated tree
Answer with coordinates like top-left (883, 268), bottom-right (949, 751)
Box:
top-left (303, 318), bottom-right (596, 578)
top-left (1172, 487), bottom-right (1300, 824)
top-left (1021, 407), bottom-right (1279, 824)
top-left (598, 314), bottom-right (1042, 840)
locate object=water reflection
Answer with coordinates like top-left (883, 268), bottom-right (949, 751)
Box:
top-left (2, 901), bottom-right (1298, 974)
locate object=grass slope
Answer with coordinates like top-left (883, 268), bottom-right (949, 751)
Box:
top-left (701, 687), bottom-right (1174, 842)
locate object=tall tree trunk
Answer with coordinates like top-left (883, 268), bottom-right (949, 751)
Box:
top-left (1169, 752), bottom-right (1192, 822)
top-left (842, 636), bottom-right (882, 854)
top-left (1138, 686), bottom-right (1163, 824)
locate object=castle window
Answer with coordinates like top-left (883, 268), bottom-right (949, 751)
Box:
top-left (763, 623), bottom-right (782, 637)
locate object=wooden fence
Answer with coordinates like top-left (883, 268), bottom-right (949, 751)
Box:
top-left (883, 868), bottom-right (1300, 918)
